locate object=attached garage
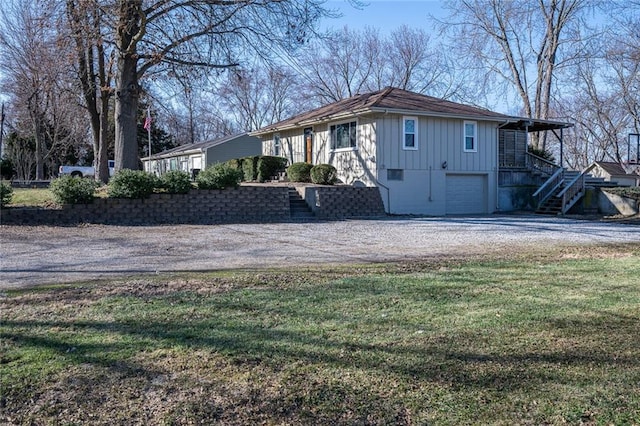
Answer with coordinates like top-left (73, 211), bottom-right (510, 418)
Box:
top-left (445, 174), bottom-right (488, 215)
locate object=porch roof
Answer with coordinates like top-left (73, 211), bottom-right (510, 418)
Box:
top-left (499, 118), bottom-right (573, 132)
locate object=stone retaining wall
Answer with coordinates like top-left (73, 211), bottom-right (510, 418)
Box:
top-left (298, 186), bottom-right (386, 219)
top-left (1, 185), bottom-right (387, 225)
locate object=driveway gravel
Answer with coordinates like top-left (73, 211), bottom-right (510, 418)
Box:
top-left (1, 215), bottom-right (639, 289)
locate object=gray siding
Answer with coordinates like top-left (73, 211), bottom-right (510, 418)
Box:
top-left (205, 134), bottom-right (261, 167)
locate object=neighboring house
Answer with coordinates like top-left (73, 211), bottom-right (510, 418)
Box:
top-left (588, 161), bottom-right (640, 187)
top-left (251, 87), bottom-right (571, 215)
top-left (141, 133), bottom-right (261, 178)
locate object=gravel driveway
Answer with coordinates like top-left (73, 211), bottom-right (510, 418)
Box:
top-left (1, 215), bottom-right (639, 289)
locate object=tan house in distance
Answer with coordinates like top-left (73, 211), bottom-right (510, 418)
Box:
top-left (251, 87), bottom-right (571, 215)
top-left (588, 161), bottom-right (640, 187)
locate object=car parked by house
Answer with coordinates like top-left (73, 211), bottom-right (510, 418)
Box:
top-left (59, 160), bottom-right (115, 178)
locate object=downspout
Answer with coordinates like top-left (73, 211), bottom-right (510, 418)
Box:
top-left (428, 166), bottom-right (433, 202)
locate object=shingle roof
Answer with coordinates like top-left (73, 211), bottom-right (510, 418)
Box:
top-left (252, 87), bottom-right (512, 134)
top-left (251, 87), bottom-right (572, 135)
top-left (594, 161), bottom-right (630, 176)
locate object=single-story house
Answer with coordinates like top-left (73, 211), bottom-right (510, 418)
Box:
top-left (141, 133), bottom-right (261, 178)
top-left (251, 87), bottom-right (571, 215)
top-left (588, 161), bottom-right (639, 187)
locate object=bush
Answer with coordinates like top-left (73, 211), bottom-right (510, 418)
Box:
top-left (257, 156), bottom-right (288, 182)
top-left (1, 157), bottom-right (14, 180)
top-left (287, 162), bottom-right (313, 182)
top-left (107, 169), bottom-right (158, 199)
top-left (50, 175), bottom-right (98, 204)
top-left (159, 170), bottom-right (193, 194)
top-left (0, 182), bottom-right (13, 207)
top-left (196, 163), bottom-right (243, 190)
top-left (310, 164), bottom-right (338, 185)
top-left (242, 156), bottom-right (260, 182)
top-left (225, 158), bottom-right (245, 180)
top-left (528, 145), bottom-right (556, 163)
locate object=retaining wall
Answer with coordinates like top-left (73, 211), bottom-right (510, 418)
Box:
top-left (1, 185), bottom-right (387, 225)
top-left (298, 186), bottom-right (386, 219)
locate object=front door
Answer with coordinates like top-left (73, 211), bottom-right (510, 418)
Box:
top-left (304, 127), bottom-right (313, 164)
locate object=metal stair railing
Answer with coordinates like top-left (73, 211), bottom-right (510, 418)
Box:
top-left (532, 167), bottom-right (564, 208)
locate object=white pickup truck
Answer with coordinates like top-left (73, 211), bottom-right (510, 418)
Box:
top-left (59, 160), bottom-right (115, 178)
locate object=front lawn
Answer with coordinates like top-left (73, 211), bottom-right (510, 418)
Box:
top-left (1, 244), bottom-right (639, 424)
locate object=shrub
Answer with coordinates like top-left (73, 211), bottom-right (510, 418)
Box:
top-left (310, 164), bottom-right (338, 185)
top-left (225, 158), bottom-right (245, 180)
top-left (0, 182), bottom-right (13, 207)
top-left (159, 170), bottom-right (193, 194)
top-left (1, 157), bottom-right (14, 180)
top-left (107, 169), bottom-right (158, 199)
top-left (196, 163), bottom-right (243, 190)
top-left (287, 162), bottom-right (313, 182)
top-left (528, 145), bottom-right (556, 163)
top-left (50, 175), bottom-right (98, 204)
top-left (257, 156), bottom-right (288, 182)
top-left (242, 156), bottom-right (260, 182)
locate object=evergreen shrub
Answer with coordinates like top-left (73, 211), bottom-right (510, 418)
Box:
top-left (226, 158), bottom-right (245, 180)
top-left (287, 162), bottom-right (313, 182)
top-left (196, 163), bottom-right (243, 189)
top-left (242, 156), bottom-right (260, 181)
top-left (159, 170), bottom-right (192, 194)
top-left (0, 182), bottom-right (13, 207)
top-left (108, 169), bottom-right (158, 199)
top-left (310, 164), bottom-right (338, 185)
top-left (50, 175), bottom-right (98, 204)
top-left (257, 156), bottom-right (288, 182)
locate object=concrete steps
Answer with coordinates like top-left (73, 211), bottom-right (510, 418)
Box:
top-left (288, 187), bottom-right (315, 220)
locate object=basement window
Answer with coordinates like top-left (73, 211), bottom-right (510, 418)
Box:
top-left (387, 169), bottom-right (404, 181)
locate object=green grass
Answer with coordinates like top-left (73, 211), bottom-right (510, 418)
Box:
top-left (6, 188), bottom-right (56, 207)
top-left (1, 245), bottom-right (639, 424)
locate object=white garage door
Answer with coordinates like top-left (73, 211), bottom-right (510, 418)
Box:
top-left (446, 174), bottom-right (488, 215)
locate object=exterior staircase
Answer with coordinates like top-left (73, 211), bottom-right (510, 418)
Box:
top-left (288, 187), bottom-right (315, 220)
top-left (534, 168), bottom-right (619, 215)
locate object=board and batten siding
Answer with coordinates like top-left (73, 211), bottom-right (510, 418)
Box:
top-left (375, 114), bottom-right (499, 215)
top-left (262, 118), bottom-right (377, 186)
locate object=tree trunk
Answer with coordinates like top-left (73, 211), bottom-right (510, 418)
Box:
top-left (96, 94), bottom-right (111, 182)
top-left (114, 0), bottom-right (144, 171)
top-left (114, 54), bottom-right (140, 171)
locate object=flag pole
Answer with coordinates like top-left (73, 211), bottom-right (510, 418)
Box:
top-left (145, 107), bottom-right (152, 171)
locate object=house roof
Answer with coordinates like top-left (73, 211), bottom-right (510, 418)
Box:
top-left (142, 133), bottom-right (250, 161)
top-left (251, 87), bottom-right (572, 135)
top-left (594, 161), bottom-right (631, 177)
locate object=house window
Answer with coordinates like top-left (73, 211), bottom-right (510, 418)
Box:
top-left (387, 169), bottom-right (404, 181)
top-left (330, 121), bottom-right (357, 150)
top-left (274, 134), bottom-right (281, 156)
top-left (464, 121), bottom-right (477, 152)
top-left (403, 116), bottom-right (418, 150)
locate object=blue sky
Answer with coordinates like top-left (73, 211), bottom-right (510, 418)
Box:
top-left (322, 0), bottom-right (447, 33)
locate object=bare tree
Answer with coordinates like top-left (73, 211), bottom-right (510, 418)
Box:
top-left (0, 0), bottom-right (85, 179)
top-left (216, 65), bottom-right (299, 132)
top-left (439, 0), bottom-right (592, 150)
top-left (66, 0), bottom-right (114, 183)
top-left (107, 0), bottom-right (337, 171)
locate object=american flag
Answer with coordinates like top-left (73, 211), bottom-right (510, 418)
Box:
top-left (143, 108), bottom-right (152, 131)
